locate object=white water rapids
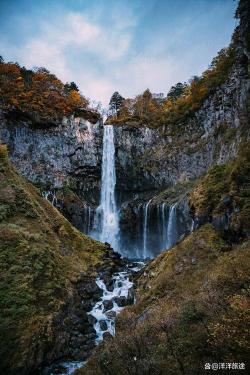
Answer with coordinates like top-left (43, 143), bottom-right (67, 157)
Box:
top-left (88, 270), bottom-right (134, 343)
top-left (47, 263), bottom-right (143, 375)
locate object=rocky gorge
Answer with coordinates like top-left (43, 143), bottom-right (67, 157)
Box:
top-left (1, 27), bottom-right (249, 258)
top-left (0, 0), bottom-right (250, 374)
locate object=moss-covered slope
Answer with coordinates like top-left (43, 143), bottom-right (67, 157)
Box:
top-left (0, 145), bottom-right (109, 374)
top-left (77, 147), bottom-right (250, 375)
top-left (190, 143), bottom-right (250, 238)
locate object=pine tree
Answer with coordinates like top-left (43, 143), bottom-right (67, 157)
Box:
top-left (109, 91), bottom-right (124, 116)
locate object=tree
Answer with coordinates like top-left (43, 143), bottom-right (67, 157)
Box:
top-left (65, 81), bottom-right (79, 93)
top-left (109, 91), bottom-right (124, 116)
top-left (167, 82), bottom-right (187, 101)
top-left (134, 89), bottom-right (153, 118)
top-left (33, 66), bottom-right (50, 74)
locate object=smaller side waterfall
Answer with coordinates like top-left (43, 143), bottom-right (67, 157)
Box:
top-left (83, 205), bottom-right (92, 235)
top-left (42, 190), bottom-right (58, 206)
top-left (160, 203), bottom-right (167, 250)
top-left (142, 199), bottom-right (152, 258)
top-left (166, 203), bottom-right (178, 249)
top-left (138, 200), bottom-right (181, 259)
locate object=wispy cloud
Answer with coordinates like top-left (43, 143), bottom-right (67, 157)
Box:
top-left (0, 0), bottom-right (237, 106)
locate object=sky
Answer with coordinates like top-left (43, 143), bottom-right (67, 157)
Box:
top-left (0, 0), bottom-right (238, 106)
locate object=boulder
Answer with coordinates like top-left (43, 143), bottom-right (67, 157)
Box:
top-left (103, 300), bottom-right (113, 311)
top-left (99, 320), bottom-right (108, 331)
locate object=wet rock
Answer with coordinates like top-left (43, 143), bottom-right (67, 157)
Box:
top-left (99, 320), bottom-right (108, 331)
top-left (88, 315), bottom-right (97, 325)
top-left (106, 311), bottom-right (116, 319)
top-left (113, 296), bottom-right (128, 307)
top-left (103, 300), bottom-right (113, 311)
top-left (85, 281), bottom-right (102, 295)
top-left (106, 279), bottom-right (115, 292)
top-left (127, 287), bottom-right (135, 304)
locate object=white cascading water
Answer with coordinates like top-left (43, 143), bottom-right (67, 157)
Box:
top-left (93, 125), bottom-right (119, 249)
top-left (161, 202), bottom-right (167, 250)
top-left (142, 199), bottom-right (152, 258)
top-left (141, 200), bottom-right (180, 258)
top-left (42, 190), bottom-right (57, 206)
top-left (84, 205), bottom-right (92, 235)
top-left (166, 203), bottom-right (178, 249)
top-left (88, 271), bottom-right (134, 343)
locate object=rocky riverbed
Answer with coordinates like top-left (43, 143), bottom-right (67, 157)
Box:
top-left (43, 261), bottom-right (144, 375)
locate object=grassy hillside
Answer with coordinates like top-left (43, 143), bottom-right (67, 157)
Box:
top-left (77, 146), bottom-right (250, 375)
top-left (0, 145), bottom-right (108, 374)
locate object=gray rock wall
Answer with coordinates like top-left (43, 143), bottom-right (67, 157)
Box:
top-left (1, 114), bottom-right (103, 204)
top-left (114, 63), bottom-right (249, 199)
top-left (0, 46), bottom-right (249, 249)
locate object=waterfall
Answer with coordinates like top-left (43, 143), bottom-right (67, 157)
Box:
top-left (94, 125), bottom-right (119, 250)
top-left (140, 200), bottom-right (179, 258)
top-left (161, 203), bottom-right (167, 250)
top-left (42, 190), bottom-right (57, 206)
top-left (84, 205), bottom-right (92, 235)
top-left (142, 199), bottom-right (152, 259)
top-left (166, 203), bottom-right (178, 249)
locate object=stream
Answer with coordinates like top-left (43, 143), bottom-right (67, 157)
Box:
top-left (46, 262), bottom-right (144, 375)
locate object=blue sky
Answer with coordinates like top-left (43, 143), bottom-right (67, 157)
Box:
top-left (0, 0), bottom-right (238, 106)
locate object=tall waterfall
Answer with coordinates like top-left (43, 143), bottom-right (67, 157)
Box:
top-left (93, 125), bottom-right (119, 250)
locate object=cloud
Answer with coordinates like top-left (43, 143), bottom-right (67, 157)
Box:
top-left (0, 0), bottom-right (236, 107)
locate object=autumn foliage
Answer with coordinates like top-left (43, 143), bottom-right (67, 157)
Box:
top-left (0, 60), bottom-right (90, 125)
top-left (107, 38), bottom-right (238, 128)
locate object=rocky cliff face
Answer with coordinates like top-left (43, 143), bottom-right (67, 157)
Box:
top-left (114, 60), bottom-right (249, 199)
top-left (1, 114), bottom-right (103, 204)
top-left (1, 46), bottom-right (249, 210)
top-left (0, 21), bottom-right (249, 256)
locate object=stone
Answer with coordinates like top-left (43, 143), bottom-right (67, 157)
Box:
top-left (127, 287), bottom-right (135, 304)
top-left (106, 311), bottom-right (116, 319)
top-left (106, 279), bottom-right (115, 292)
top-left (103, 300), bottom-right (113, 311)
top-left (99, 320), bottom-right (108, 331)
top-left (114, 296), bottom-right (128, 307)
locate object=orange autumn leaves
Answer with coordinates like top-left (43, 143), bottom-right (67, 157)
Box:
top-left (0, 60), bottom-right (89, 123)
